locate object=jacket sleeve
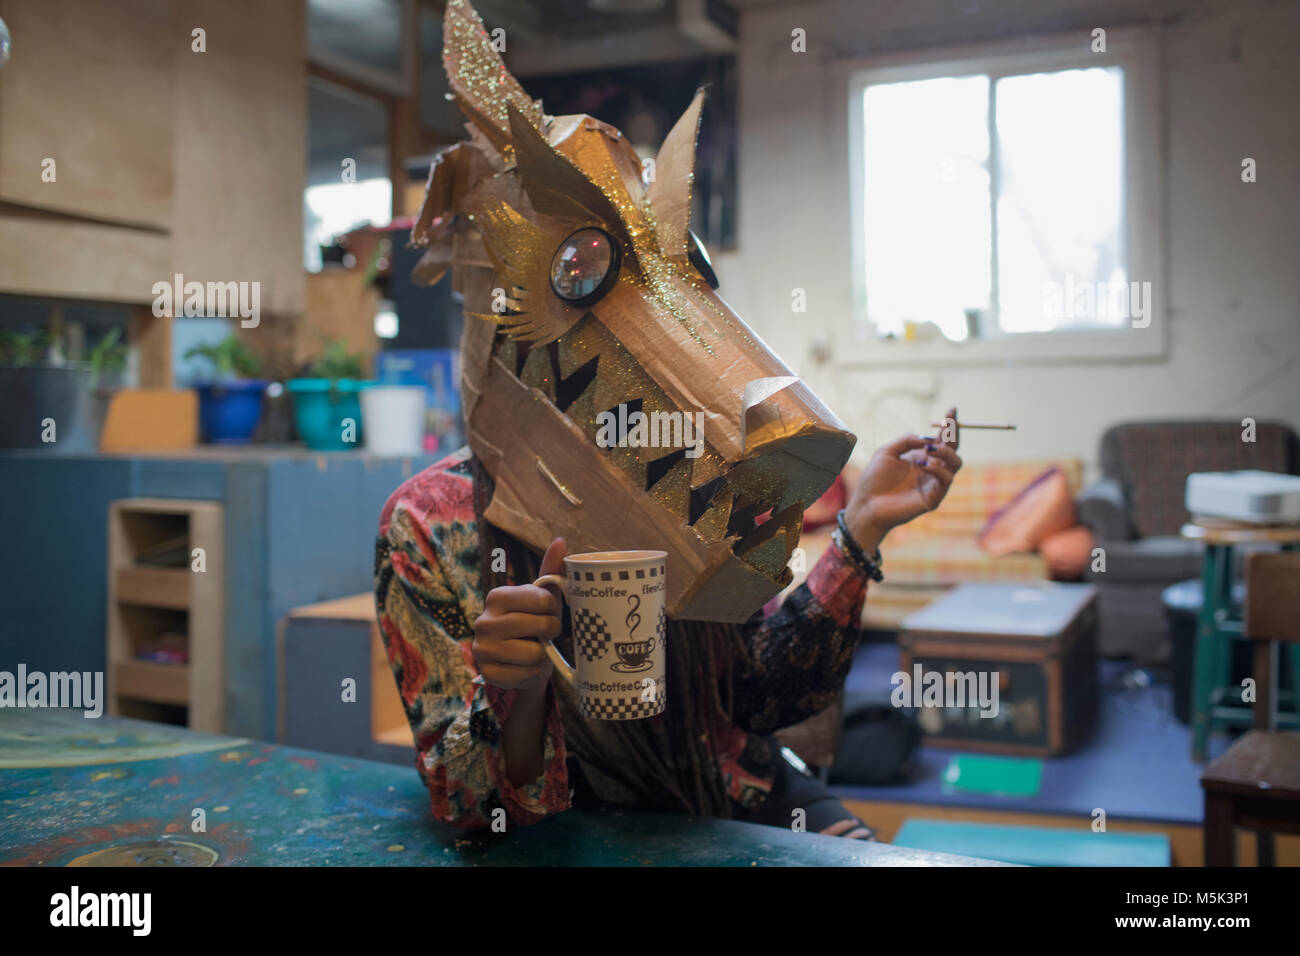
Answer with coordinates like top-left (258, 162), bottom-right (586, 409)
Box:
top-left (730, 542), bottom-right (869, 735)
top-left (374, 499), bottom-right (571, 829)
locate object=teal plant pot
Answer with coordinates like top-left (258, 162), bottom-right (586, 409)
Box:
top-left (287, 378), bottom-right (372, 451)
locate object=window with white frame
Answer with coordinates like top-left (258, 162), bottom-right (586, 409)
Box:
top-left (849, 36), bottom-right (1159, 357)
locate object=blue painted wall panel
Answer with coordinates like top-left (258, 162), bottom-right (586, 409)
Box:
top-left (260, 454), bottom-right (432, 739)
top-left (0, 449), bottom-right (438, 741)
top-left (131, 459), bottom-right (226, 499)
top-left (223, 462), bottom-right (270, 738)
top-left (0, 455), bottom-right (132, 674)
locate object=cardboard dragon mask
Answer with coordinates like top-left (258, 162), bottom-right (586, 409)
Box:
top-left (413, 0), bottom-right (856, 622)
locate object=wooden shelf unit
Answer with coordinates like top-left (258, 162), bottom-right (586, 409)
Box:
top-left (107, 498), bottom-right (224, 732)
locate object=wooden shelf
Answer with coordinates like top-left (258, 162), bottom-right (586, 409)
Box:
top-left (113, 661), bottom-right (190, 706)
top-left (116, 567), bottom-right (191, 610)
top-left (107, 498), bottom-right (224, 732)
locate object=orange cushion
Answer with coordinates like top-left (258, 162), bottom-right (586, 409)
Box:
top-left (1039, 525), bottom-right (1095, 580)
top-left (977, 467), bottom-right (1077, 556)
top-left (897, 458), bottom-right (1083, 539)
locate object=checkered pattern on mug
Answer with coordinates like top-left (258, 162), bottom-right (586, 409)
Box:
top-left (580, 693), bottom-right (665, 720)
top-left (572, 607), bottom-right (611, 663)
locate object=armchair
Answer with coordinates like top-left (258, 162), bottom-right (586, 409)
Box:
top-left (1078, 420), bottom-right (1300, 661)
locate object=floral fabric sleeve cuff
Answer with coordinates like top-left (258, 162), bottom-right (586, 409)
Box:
top-left (805, 539), bottom-right (870, 630)
top-left (481, 680), bottom-right (571, 824)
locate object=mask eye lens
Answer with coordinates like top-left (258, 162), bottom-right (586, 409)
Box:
top-left (550, 228), bottom-right (619, 306)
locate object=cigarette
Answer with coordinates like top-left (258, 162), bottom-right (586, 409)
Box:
top-left (928, 422), bottom-right (1017, 430)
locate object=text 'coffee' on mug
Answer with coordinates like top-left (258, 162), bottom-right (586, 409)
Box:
top-left (534, 550), bottom-right (668, 721)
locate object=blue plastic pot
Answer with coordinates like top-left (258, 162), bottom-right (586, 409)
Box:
top-left (287, 378), bottom-right (372, 451)
top-left (195, 380), bottom-right (266, 444)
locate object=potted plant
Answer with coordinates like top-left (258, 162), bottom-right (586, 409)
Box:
top-left (0, 327), bottom-right (128, 451)
top-left (184, 337), bottom-right (266, 444)
top-left (287, 338), bottom-right (373, 451)
top-left (88, 327), bottom-right (130, 389)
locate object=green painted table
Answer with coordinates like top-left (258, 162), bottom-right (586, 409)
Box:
top-left (1183, 521), bottom-right (1300, 761)
top-left (0, 711), bottom-right (1000, 866)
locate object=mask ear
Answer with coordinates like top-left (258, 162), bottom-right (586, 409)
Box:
top-left (506, 103), bottom-right (627, 239)
top-left (647, 88), bottom-right (705, 261)
top-left (411, 143), bottom-right (486, 244)
top-left (442, 0), bottom-right (545, 154)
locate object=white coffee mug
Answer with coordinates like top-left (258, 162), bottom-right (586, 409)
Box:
top-left (534, 550), bottom-right (667, 721)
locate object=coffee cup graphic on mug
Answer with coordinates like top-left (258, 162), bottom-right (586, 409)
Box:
top-left (535, 550), bottom-right (667, 721)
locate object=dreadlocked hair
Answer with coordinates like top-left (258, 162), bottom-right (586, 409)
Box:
top-left (470, 454), bottom-right (750, 819)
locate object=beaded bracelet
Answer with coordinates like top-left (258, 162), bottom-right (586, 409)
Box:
top-left (833, 508), bottom-right (885, 582)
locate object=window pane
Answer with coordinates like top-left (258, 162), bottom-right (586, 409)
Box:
top-left (305, 80), bottom-right (391, 271)
top-left (419, 8), bottom-right (462, 138)
top-left (995, 67), bottom-right (1125, 332)
top-left (308, 0), bottom-right (404, 79)
top-left (862, 75), bottom-right (991, 340)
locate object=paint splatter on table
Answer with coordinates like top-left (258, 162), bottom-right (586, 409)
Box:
top-left (0, 708), bottom-right (249, 768)
top-left (0, 711), bottom-right (1000, 866)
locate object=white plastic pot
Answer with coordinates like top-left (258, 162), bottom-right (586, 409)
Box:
top-left (360, 385), bottom-right (426, 455)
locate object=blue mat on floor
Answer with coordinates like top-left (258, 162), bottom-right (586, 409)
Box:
top-left (832, 644), bottom-right (1227, 825)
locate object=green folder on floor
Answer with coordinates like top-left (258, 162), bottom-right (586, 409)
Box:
top-left (942, 754), bottom-right (1043, 797)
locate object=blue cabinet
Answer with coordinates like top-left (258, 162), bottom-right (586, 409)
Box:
top-left (0, 447), bottom-right (440, 739)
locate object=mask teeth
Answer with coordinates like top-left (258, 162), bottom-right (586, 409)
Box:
top-left (501, 327), bottom-right (792, 554)
top-left (555, 353), bottom-right (598, 412)
top-left (512, 339), bottom-right (531, 376)
top-left (598, 396), bottom-right (643, 426)
top-left (645, 448), bottom-right (687, 491)
top-left (725, 495), bottom-right (760, 540)
top-left (688, 475), bottom-right (727, 525)
top-left (732, 501), bottom-right (803, 566)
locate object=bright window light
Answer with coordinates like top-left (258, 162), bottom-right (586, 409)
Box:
top-left (863, 75), bottom-right (991, 341)
top-left (995, 68), bottom-right (1125, 332)
top-left (303, 177), bottom-right (392, 271)
top-left (860, 65), bottom-right (1125, 340)
top-left (375, 308), bottom-right (398, 339)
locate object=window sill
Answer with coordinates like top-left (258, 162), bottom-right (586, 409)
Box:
top-left (833, 322), bottom-right (1168, 369)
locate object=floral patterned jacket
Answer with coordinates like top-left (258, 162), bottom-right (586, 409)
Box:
top-left (373, 446), bottom-right (869, 829)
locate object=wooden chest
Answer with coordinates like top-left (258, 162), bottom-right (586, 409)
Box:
top-left (898, 583), bottom-right (1099, 756)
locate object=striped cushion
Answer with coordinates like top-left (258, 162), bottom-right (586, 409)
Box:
top-left (796, 460), bottom-right (1078, 626)
top-left (883, 535), bottom-right (1048, 586)
top-left (890, 459), bottom-right (1083, 541)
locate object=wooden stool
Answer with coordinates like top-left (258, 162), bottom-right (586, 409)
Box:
top-left (1182, 521), bottom-right (1300, 761)
top-left (1200, 552), bottom-right (1300, 865)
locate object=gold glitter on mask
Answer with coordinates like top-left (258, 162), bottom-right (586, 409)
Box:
top-left (467, 198), bottom-right (584, 344)
top-left (410, 0), bottom-right (856, 623)
top-left (443, 0), bottom-right (545, 154)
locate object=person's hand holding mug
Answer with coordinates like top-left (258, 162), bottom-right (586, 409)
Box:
top-left (471, 537), bottom-right (568, 787)
top-left (843, 405), bottom-right (963, 553)
top-left (471, 537), bottom-right (568, 692)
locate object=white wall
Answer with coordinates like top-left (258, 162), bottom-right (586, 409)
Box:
top-left (713, 0), bottom-right (1300, 477)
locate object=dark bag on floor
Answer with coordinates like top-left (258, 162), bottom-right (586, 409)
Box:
top-left (827, 691), bottom-right (922, 785)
